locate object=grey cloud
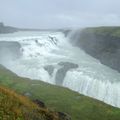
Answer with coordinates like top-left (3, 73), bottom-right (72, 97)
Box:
top-left (0, 0), bottom-right (120, 28)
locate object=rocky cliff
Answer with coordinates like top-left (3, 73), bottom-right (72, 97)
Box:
top-left (71, 27), bottom-right (120, 72)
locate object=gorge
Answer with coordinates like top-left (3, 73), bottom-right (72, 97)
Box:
top-left (0, 28), bottom-right (120, 109)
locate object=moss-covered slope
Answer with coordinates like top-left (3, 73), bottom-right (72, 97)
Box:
top-left (0, 65), bottom-right (120, 120)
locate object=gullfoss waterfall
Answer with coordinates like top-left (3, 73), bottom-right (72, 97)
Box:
top-left (0, 31), bottom-right (120, 108)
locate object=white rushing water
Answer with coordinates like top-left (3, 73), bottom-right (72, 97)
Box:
top-left (0, 31), bottom-right (120, 107)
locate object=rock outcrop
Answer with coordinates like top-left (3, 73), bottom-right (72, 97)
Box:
top-left (55, 62), bottom-right (78, 85)
top-left (33, 99), bottom-right (46, 108)
top-left (44, 65), bottom-right (54, 76)
top-left (57, 112), bottom-right (71, 120)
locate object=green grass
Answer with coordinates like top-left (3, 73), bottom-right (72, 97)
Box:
top-left (0, 65), bottom-right (120, 120)
top-left (82, 26), bottom-right (120, 38)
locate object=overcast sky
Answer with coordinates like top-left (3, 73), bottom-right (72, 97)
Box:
top-left (0, 0), bottom-right (120, 29)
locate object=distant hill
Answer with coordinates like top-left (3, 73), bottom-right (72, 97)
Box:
top-left (0, 22), bottom-right (18, 34)
top-left (0, 22), bottom-right (70, 34)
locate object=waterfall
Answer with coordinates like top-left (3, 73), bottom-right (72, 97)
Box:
top-left (0, 30), bottom-right (120, 108)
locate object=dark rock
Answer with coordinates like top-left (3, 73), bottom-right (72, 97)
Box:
top-left (55, 62), bottom-right (78, 86)
top-left (48, 36), bottom-right (58, 45)
top-left (44, 65), bottom-right (54, 76)
top-left (33, 99), bottom-right (46, 108)
top-left (35, 39), bottom-right (43, 47)
top-left (35, 39), bottom-right (39, 44)
top-left (55, 68), bottom-right (67, 85)
top-left (58, 62), bottom-right (79, 69)
top-left (57, 112), bottom-right (71, 120)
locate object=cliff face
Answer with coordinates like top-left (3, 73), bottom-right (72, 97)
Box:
top-left (72, 27), bottom-right (120, 72)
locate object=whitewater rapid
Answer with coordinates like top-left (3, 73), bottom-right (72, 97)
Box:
top-left (0, 31), bottom-right (120, 108)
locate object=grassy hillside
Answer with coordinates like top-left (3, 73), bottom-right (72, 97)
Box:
top-left (0, 85), bottom-right (61, 120)
top-left (0, 65), bottom-right (120, 120)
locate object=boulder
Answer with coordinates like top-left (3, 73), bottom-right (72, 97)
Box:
top-left (33, 99), bottom-right (46, 108)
